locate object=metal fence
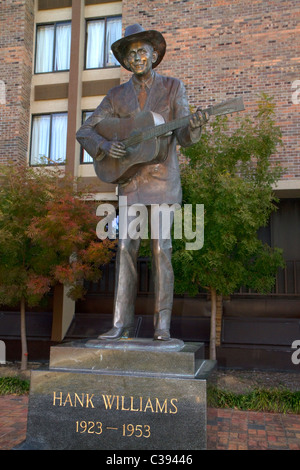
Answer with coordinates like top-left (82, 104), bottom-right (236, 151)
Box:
top-left (87, 259), bottom-right (300, 298)
top-left (235, 260), bottom-right (300, 296)
top-left (88, 258), bottom-right (154, 296)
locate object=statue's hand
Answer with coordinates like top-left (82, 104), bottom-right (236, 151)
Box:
top-left (189, 109), bottom-right (209, 130)
top-left (102, 141), bottom-right (126, 159)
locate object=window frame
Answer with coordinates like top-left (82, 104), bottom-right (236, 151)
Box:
top-left (84, 15), bottom-right (122, 71)
top-left (29, 112), bottom-right (68, 167)
top-left (80, 110), bottom-right (94, 164)
top-left (34, 20), bottom-right (72, 74)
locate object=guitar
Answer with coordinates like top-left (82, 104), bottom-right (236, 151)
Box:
top-left (95, 96), bottom-right (245, 184)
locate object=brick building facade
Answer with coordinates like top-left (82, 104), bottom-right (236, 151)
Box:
top-left (122, 0), bottom-right (300, 185)
top-left (0, 0), bottom-right (300, 368)
top-left (0, 0), bottom-right (34, 166)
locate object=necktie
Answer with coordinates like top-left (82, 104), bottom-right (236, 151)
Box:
top-left (138, 82), bottom-right (147, 110)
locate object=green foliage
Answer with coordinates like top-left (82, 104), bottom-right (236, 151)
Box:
top-left (0, 377), bottom-right (30, 395)
top-left (0, 164), bottom-right (116, 307)
top-left (172, 95), bottom-right (285, 296)
top-left (207, 385), bottom-right (300, 414)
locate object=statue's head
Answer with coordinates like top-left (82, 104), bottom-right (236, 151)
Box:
top-left (111, 24), bottom-right (166, 73)
top-left (123, 40), bottom-right (158, 76)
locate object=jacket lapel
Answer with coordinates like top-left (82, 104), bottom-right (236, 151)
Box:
top-left (116, 79), bottom-right (139, 117)
top-left (119, 73), bottom-right (168, 116)
top-left (145, 73), bottom-right (168, 112)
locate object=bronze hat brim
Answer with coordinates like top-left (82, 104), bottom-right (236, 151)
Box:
top-left (111, 30), bottom-right (166, 71)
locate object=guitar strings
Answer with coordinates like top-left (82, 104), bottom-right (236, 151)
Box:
top-left (122, 115), bottom-right (192, 149)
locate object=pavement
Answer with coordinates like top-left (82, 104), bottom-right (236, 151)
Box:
top-left (0, 394), bottom-right (299, 451)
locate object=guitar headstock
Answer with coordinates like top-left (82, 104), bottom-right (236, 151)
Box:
top-left (199, 96), bottom-right (245, 117)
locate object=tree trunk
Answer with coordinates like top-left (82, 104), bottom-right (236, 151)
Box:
top-left (20, 297), bottom-right (28, 371)
top-left (209, 287), bottom-right (217, 360)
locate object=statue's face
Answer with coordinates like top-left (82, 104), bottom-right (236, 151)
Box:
top-left (124, 40), bottom-right (158, 76)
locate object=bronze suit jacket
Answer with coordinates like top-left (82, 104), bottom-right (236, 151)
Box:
top-left (76, 72), bottom-right (200, 205)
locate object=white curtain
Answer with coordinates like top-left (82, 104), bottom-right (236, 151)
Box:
top-left (50, 114), bottom-right (68, 163)
top-left (30, 115), bottom-right (51, 165)
top-left (55, 23), bottom-right (71, 71)
top-left (35, 25), bottom-right (54, 73)
top-left (105, 18), bottom-right (122, 67)
top-left (82, 111), bottom-right (93, 163)
top-left (86, 20), bottom-right (105, 69)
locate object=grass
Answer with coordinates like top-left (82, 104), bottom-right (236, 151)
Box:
top-left (0, 377), bottom-right (30, 395)
top-left (207, 384), bottom-right (300, 414)
top-left (0, 375), bottom-right (299, 415)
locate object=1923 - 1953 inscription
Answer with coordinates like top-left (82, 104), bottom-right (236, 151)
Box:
top-left (52, 391), bottom-right (179, 440)
top-left (20, 369), bottom-right (207, 449)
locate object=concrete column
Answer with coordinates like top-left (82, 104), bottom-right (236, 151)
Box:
top-left (65, 0), bottom-right (84, 177)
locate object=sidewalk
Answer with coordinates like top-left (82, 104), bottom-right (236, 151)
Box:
top-left (207, 407), bottom-right (300, 450)
top-left (0, 395), bottom-right (299, 450)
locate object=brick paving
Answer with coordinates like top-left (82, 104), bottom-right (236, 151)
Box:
top-left (0, 396), bottom-right (29, 450)
top-left (207, 408), bottom-right (300, 450)
top-left (0, 395), bottom-right (299, 450)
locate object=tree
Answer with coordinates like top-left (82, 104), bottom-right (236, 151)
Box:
top-left (0, 165), bottom-right (115, 370)
top-left (172, 95), bottom-right (285, 359)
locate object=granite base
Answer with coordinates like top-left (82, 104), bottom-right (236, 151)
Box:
top-left (16, 339), bottom-right (216, 450)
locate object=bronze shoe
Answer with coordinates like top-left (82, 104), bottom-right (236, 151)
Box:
top-left (154, 308), bottom-right (171, 341)
top-left (98, 325), bottom-right (135, 340)
top-left (154, 328), bottom-right (171, 341)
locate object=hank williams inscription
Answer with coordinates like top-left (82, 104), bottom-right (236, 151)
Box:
top-left (76, 24), bottom-right (208, 342)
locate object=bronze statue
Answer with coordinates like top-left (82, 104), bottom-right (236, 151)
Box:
top-left (76, 24), bottom-right (207, 341)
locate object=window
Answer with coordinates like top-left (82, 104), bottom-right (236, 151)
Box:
top-left (35, 22), bottom-right (71, 73)
top-left (81, 111), bottom-right (93, 163)
top-left (85, 16), bottom-right (122, 69)
top-left (30, 113), bottom-right (68, 165)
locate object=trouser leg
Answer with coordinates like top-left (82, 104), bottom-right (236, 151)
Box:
top-left (151, 211), bottom-right (174, 340)
top-left (113, 236), bottom-right (140, 329)
top-left (99, 236), bottom-right (140, 339)
top-left (99, 205), bottom-right (175, 341)
top-left (151, 236), bottom-right (174, 313)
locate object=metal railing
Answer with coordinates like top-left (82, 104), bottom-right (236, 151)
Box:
top-left (89, 258), bottom-right (154, 296)
top-left (236, 260), bottom-right (300, 296)
top-left (87, 259), bottom-right (300, 297)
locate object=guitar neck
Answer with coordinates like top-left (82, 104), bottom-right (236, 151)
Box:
top-left (123, 114), bottom-right (192, 149)
top-left (123, 96), bottom-right (245, 148)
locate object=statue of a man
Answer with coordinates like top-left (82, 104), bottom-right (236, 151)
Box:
top-left (76, 24), bottom-right (207, 341)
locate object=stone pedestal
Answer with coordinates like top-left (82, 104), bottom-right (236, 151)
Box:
top-left (17, 339), bottom-right (216, 450)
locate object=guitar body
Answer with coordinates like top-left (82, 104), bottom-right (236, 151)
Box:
top-left (93, 97), bottom-right (245, 184)
top-left (95, 111), bottom-right (168, 184)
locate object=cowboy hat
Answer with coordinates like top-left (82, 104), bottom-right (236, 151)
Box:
top-left (111, 23), bottom-right (166, 71)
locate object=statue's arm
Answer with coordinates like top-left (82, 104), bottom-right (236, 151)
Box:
top-left (76, 95), bottom-right (114, 162)
top-left (173, 80), bottom-right (202, 147)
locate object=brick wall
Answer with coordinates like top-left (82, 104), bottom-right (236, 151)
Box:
top-left (121, 0), bottom-right (300, 180)
top-left (0, 0), bottom-right (34, 166)
top-left (0, 1), bottom-right (299, 177)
